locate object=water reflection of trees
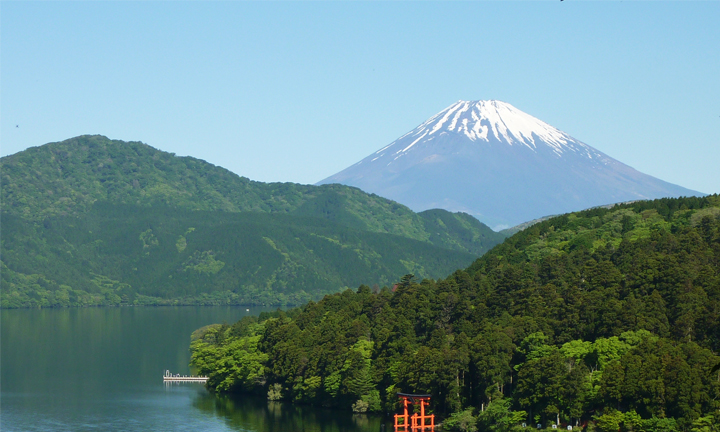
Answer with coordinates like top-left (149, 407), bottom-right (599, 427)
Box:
top-left (193, 393), bottom-right (390, 432)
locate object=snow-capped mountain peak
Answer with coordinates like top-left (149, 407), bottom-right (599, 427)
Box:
top-left (318, 99), bottom-right (702, 229)
top-left (401, 100), bottom-right (581, 155)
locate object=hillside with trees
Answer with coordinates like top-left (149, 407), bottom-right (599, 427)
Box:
top-left (190, 195), bottom-right (720, 431)
top-left (0, 135), bottom-right (505, 307)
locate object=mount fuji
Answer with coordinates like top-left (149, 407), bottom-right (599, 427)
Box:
top-left (317, 100), bottom-right (703, 230)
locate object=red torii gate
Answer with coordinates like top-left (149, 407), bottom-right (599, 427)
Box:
top-left (394, 393), bottom-right (435, 431)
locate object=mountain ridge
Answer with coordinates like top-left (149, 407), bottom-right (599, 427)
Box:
top-left (0, 135), bottom-right (505, 255)
top-left (0, 135), bottom-right (506, 308)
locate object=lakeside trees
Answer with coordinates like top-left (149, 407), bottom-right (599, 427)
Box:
top-left (191, 195), bottom-right (720, 431)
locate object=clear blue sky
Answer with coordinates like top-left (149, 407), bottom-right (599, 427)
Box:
top-left (2, 1), bottom-right (719, 194)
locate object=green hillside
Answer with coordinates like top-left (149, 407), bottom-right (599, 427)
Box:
top-left (0, 135), bottom-right (504, 254)
top-left (0, 135), bottom-right (505, 308)
top-left (190, 195), bottom-right (720, 430)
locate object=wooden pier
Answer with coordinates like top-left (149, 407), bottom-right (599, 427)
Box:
top-left (163, 370), bottom-right (208, 383)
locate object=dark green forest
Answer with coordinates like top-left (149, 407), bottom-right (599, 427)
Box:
top-left (0, 135), bottom-right (505, 308)
top-left (1, 203), bottom-right (483, 307)
top-left (190, 195), bottom-right (720, 432)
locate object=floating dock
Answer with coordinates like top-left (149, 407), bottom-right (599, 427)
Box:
top-left (163, 370), bottom-right (208, 383)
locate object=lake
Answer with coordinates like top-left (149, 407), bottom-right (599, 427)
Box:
top-left (1, 307), bottom-right (393, 431)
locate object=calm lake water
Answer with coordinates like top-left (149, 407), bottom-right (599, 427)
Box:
top-left (1, 307), bottom-right (392, 431)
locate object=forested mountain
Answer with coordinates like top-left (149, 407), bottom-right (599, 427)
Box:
top-left (190, 195), bottom-right (720, 431)
top-left (1, 204), bottom-right (480, 307)
top-left (0, 135), bottom-right (505, 308)
top-left (0, 135), bottom-right (503, 253)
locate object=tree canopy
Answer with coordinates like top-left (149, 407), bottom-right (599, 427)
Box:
top-left (191, 195), bottom-right (720, 431)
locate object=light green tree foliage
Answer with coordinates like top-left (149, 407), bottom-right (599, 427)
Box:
top-left (618, 329), bottom-right (656, 347)
top-left (560, 339), bottom-right (592, 363)
top-left (351, 399), bottom-right (370, 413)
top-left (324, 371), bottom-right (342, 399)
top-left (640, 416), bottom-right (679, 432)
top-left (190, 322), bottom-right (268, 392)
top-left (519, 332), bottom-right (555, 362)
top-left (292, 375), bottom-right (323, 402)
top-left (342, 345), bottom-right (373, 398)
top-left (476, 398), bottom-right (526, 432)
top-left (139, 229), bottom-right (159, 250)
top-left (594, 409), bottom-right (625, 432)
top-left (342, 338), bottom-right (381, 412)
top-left (594, 409), bottom-right (652, 432)
top-left (587, 336), bottom-right (630, 371)
top-left (622, 409), bottom-right (643, 431)
top-left (267, 383), bottom-right (282, 400)
top-left (690, 414), bottom-right (719, 432)
top-left (443, 408), bottom-right (478, 432)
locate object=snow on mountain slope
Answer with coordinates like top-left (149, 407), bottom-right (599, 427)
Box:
top-left (400, 100), bottom-right (580, 152)
top-left (318, 100), bottom-right (703, 230)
